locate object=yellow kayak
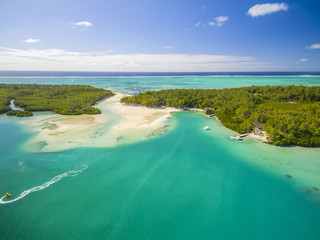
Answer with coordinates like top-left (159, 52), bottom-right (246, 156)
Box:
top-left (4, 193), bottom-right (11, 198)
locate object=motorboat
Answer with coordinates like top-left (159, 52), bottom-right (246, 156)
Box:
top-left (203, 126), bottom-right (210, 130)
top-left (230, 135), bottom-right (242, 140)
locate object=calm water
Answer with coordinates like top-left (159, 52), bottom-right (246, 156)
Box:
top-left (1, 74), bottom-right (320, 95)
top-left (1, 75), bottom-right (320, 240)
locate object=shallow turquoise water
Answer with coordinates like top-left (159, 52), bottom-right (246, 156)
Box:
top-left (1, 76), bottom-right (320, 239)
top-left (1, 75), bottom-right (320, 94)
top-left (0, 112), bottom-right (320, 240)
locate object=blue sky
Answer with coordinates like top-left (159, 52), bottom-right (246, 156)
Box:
top-left (0, 0), bottom-right (319, 72)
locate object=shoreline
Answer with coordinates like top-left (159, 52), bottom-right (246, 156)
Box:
top-left (246, 133), bottom-right (269, 143)
top-left (21, 93), bottom-right (179, 152)
top-left (20, 93), bottom-right (271, 153)
top-left (108, 94), bottom-right (178, 130)
top-left (13, 91), bottom-right (312, 151)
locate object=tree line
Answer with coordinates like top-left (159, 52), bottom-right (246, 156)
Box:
top-left (0, 84), bottom-right (114, 117)
top-left (120, 86), bottom-right (320, 147)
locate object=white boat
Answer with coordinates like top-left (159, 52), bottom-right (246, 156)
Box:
top-left (230, 135), bottom-right (242, 140)
top-left (203, 126), bottom-right (210, 130)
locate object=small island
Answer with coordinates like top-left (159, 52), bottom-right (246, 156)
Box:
top-left (1, 84), bottom-right (320, 147)
top-left (121, 86), bottom-right (320, 147)
top-left (0, 84), bottom-right (114, 116)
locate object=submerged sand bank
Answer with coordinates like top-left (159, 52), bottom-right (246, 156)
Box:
top-left (22, 94), bottom-right (178, 152)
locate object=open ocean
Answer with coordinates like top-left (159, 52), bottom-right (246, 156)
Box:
top-left (1, 72), bottom-right (320, 240)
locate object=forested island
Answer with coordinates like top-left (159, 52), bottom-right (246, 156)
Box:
top-left (1, 84), bottom-right (319, 147)
top-left (0, 84), bottom-right (114, 116)
top-left (121, 86), bottom-right (320, 147)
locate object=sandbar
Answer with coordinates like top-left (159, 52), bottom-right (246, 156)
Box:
top-left (22, 94), bottom-right (178, 152)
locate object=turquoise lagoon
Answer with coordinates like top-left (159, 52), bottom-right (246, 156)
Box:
top-left (1, 74), bottom-right (320, 94)
top-left (1, 75), bottom-right (320, 240)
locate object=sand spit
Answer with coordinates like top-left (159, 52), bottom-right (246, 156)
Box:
top-left (22, 94), bottom-right (178, 152)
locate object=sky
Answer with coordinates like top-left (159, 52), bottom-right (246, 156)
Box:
top-left (0, 0), bottom-right (319, 72)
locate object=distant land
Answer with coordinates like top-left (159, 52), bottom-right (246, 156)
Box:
top-left (0, 71), bottom-right (320, 77)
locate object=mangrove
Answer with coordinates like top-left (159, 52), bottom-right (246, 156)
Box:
top-left (121, 86), bottom-right (320, 147)
top-left (0, 84), bottom-right (114, 116)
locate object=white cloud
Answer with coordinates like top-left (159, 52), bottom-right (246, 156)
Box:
top-left (216, 16), bottom-right (229, 24)
top-left (71, 21), bottom-right (93, 28)
top-left (247, 3), bottom-right (288, 17)
top-left (163, 46), bottom-right (174, 49)
top-left (195, 21), bottom-right (201, 27)
top-left (23, 38), bottom-right (41, 43)
top-left (0, 46), bottom-right (264, 72)
top-left (306, 43), bottom-right (320, 49)
top-left (209, 16), bottom-right (229, 27)
top-left (296, 58), bottom-right (308, 64)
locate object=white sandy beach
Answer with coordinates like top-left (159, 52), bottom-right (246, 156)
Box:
top-left (246, 133), bottom-right (269, 143)
top-left (22, 94), bottom-right (178, 152)
top-left (109, 94), bottom-right (176, 129)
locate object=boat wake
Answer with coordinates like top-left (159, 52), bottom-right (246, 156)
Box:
top-left (0, 165), bottom-right (88, 205)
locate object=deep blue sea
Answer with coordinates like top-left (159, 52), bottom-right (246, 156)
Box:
top-left (1, 72), bottom-right (320, 240)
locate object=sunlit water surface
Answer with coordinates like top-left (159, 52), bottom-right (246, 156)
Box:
top-left (1, 75), bottom-right (320, 240)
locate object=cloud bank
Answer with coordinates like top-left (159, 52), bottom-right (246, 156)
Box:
top-left (247, 3), bottom-right (288, 17)
top-left (0, 47), bottom-right (270, 72)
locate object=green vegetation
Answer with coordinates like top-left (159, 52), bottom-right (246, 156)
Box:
top-left (6, 110), bottom-right (33, 117)
top-left (121, 86), bottom-right (320, 147)
top-left (0, 84), bottom-right (114, 116)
